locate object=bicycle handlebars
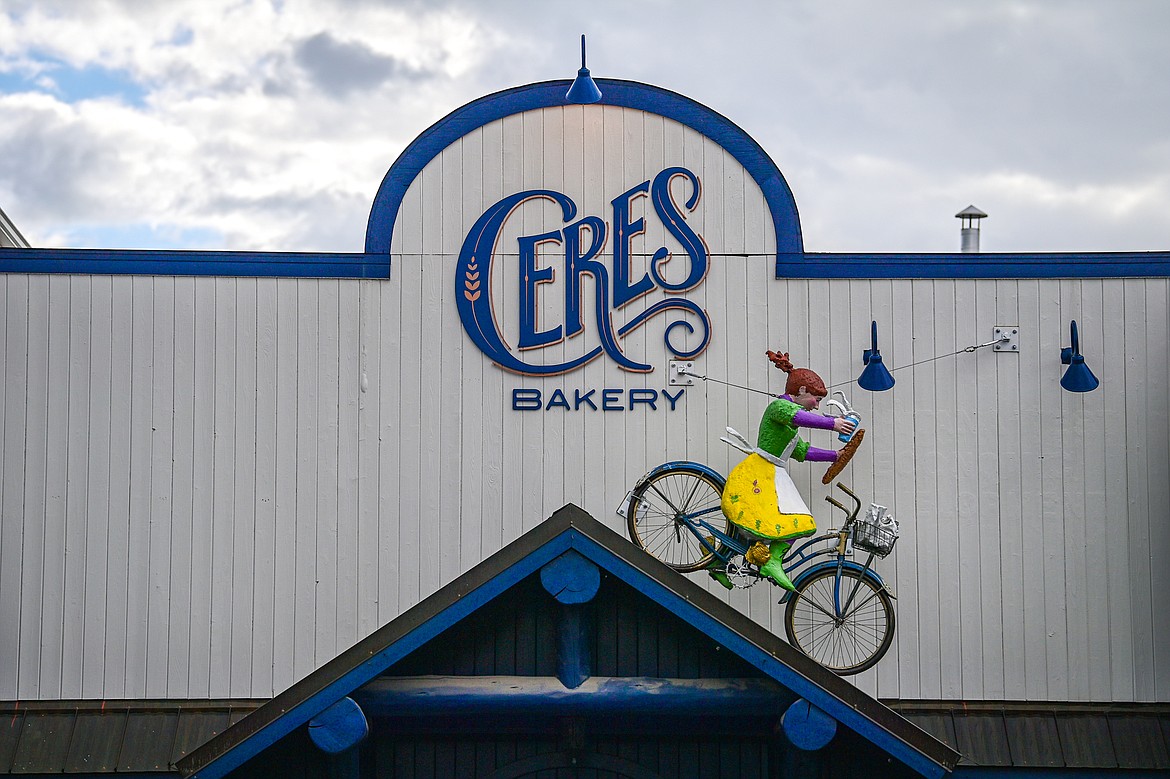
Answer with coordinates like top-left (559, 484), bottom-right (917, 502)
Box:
top-left (836, 483), bottom-right (863, 518)
top-left (825, 482), bottom-right (863, 523)
top-left (824, 495), bottom-right (849, 516)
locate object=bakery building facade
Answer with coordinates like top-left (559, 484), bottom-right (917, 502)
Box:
top-left (1, 72), bottom-right (1169, 777)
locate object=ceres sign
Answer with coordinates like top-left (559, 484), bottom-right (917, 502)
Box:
top-left (455, 166), bottom-right (712, 378)
top-left (366, 83), bottom-right (801, 413)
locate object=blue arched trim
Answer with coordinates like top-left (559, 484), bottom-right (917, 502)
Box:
top-left (364, 78), bottom-right (803, 257)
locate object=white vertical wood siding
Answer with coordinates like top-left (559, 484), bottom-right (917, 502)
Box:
top-left (2, 104), bottom-right (1168, 703)
top-left (2, 274), bottom-right (1168, 702)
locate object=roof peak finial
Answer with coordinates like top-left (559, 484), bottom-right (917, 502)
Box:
top-left (565, 34), bottom-right (602, 105)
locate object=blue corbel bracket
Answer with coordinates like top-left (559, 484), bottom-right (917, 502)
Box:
top-left (782, 698), bottom-right (838, 751)
top-left (541, 551), bottom-right (601, 689)
top-left (307, 696), bottom-right (369, 754)
top-left (540, 549), bottom-right (601, 604)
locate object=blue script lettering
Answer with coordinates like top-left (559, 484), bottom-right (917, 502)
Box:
top-left (456, 169), bottom-right (712, 376)
top-left (611, 180), bottom-right (654, 307)
top-left (517, 230), bottom-right (562, 349)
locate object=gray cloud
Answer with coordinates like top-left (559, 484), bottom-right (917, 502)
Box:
top-left (202, 189), bottom-right (372, 252)
top-left (1, 0), bottom-right (1167, 253)
top-left (293, 31), bottom-right (428, 96)
top-left (0, 108), bottom-right (122, 220)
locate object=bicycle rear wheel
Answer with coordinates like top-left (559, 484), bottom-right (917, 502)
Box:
top-left (784, 567), bottom-right (895, 675)
top-left (627, 465), bottom-right (728, 573)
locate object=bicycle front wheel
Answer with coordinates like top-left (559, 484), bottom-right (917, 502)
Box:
top-left (627, 466), bottom-right (727, 573)
top-left (784, 567), bottom-right (895, 675)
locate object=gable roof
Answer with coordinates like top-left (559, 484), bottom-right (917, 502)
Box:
top-left (0, 206), bottom-right (28, 248)
top-left (177, 504), bottom-right (959, 778)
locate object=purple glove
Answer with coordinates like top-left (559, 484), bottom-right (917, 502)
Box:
top-left (793, 410), bottom-right (837, 430)
top-left (804, 446), bottom-right (837, 462)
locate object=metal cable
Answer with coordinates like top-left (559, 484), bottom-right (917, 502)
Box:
top-left (684, 335), bottom-right (1007, 394)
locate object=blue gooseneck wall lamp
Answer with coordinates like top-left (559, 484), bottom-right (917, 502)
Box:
top-left (1060, 320), bottom-right (1100, 392)
top-left (565, 34), bottom-right (602, 104)
top-left (858, 320), bottom-right (896, 391)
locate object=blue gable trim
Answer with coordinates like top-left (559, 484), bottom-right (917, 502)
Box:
top-left (565, 531), bottom-right (949, 779)
top-left (184, 532), bottom-right (574, 779)
top-left (180, 510), bottom-right (955, 779)
top-left (0, 247), bottom-right (389, 278)
top-left (363, 78), bottom-right (804, 257)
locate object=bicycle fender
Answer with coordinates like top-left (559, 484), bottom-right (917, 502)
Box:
top-left (636, 460), bottom-right (726, 491)
top-left (778, 560), bottom-right (891, 604)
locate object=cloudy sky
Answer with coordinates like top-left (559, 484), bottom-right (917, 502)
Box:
top-left (1, 0), bottom-right (1167, 254)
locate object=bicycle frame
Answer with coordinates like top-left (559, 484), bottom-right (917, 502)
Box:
top-left (624, 458), bottom-right (898, 674)
top-left (652, 477), bottom-right (890, 615)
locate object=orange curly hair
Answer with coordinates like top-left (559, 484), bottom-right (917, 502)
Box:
top-left (766, 350), bottom-right (827, 397)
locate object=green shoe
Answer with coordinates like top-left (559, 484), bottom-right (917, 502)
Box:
top-left (708, 569), bottom-right (734, 590)
top-left (759, 548), bottom-right (795, 591)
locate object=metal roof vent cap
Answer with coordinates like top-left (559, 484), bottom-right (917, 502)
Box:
top-left (955, 205), bottom-right (988, 253)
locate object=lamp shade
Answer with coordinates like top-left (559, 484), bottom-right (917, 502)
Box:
top-left (565, 35), bottom-right (602, 104)
top-left (858, 321), bottom-right (895, 392)
top-left (1060, 320), bottom-right (1099, 392)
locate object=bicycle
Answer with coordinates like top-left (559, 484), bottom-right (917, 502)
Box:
top-left (620, 432), bottom-right (900, 675)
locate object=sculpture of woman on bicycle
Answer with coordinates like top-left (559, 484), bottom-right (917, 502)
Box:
top-left (714, 351), bottom-right (856, 591)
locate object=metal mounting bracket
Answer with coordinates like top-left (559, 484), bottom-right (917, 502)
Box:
top-left (993, 326), bottom-right (1020, 352)
top-left (668, 360), bottom-right (695, 386)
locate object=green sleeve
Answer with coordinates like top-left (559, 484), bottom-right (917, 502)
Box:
top-left (792, 439), bottom-right (810, 462)
top-left (760, 399), bottom-right (799, 428)
top-left (757, 398), bottom-right (803, 458)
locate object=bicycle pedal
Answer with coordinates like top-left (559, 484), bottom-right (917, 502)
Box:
top-left (708, 569), bottom-right (734, 590)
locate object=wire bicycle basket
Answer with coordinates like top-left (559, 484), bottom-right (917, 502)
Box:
top-left (852, 504), bottom-right (899, 557)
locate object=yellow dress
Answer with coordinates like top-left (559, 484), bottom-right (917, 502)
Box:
top-left (720, 399), bottom-right (817, 540)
